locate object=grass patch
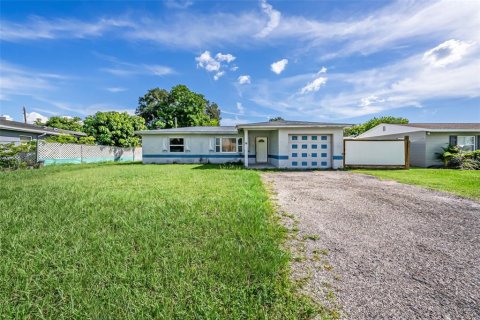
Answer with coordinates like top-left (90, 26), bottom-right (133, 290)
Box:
top-left (0, 163), bottom-right (325, 319)
top-left (354, 168), bottom-right (480, 201)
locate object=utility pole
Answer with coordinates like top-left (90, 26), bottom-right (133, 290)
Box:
top-left (23, 106), bottom-right (27, 123)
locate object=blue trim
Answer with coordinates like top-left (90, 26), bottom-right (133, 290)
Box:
top-left (268, 154), bottom-right (289, 160)
top-left (333, 155), bottom-right (343, 160)
top-left (144, 154), bottom-right (243, 159)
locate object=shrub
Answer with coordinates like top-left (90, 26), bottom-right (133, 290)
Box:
top-left (45, 135), bottom-right (96, 145)
top-left (439, 145), bottom-right (480, 170)
top-left (0, 142), bottom-right (37, 170)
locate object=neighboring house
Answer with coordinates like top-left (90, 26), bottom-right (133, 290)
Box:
top-left (0, 117), bottom-right (86, 144)
top-left (357, 123), bottom-right (480, 167)
top-left (136, 120), bottom-right (350, 169)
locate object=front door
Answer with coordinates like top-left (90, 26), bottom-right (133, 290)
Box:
top-left (256, 137), bottom-right (268, 163)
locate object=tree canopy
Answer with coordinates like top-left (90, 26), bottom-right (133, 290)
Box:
top-left (269, 117), bottom-right (285, 122)
top-left (136, 85), bottom-right (221, 129)
top-left (35, 116), bottom-right (84, 133)
top-left (344, 116), bottom-right (409, 137)
top-left (83, 111), bottom-right (146, 147)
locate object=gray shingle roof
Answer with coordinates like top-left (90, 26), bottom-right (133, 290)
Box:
top-left (136, 126), bottom-right (239, 135)
top-left (401, 123), bottom-right (480, 130)
top-left (237, 120), bottom-right (351, 127)
top-left (0, 118), bottom-right (86, 136)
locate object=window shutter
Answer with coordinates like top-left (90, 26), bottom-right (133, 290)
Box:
top-left (209, 138), bottom-right (215, 151)
top-left (477, 136), bottom-right (480, 150)
top-left (185, 137), bottom-right (190, 152)
top-left (449, 135), bottom-right (457, 146)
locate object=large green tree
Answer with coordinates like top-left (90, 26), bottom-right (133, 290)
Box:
top-left (136, 85), bottom-right (221, 129)
top-left (83, 111), bottom-right (146, 147)
top-left (344, 116), bottom-right (409, 137)
top-left (35, 116), bottom-right (84, 132)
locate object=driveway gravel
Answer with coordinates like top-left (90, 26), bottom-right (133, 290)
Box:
top-left (263, 171), bottom-right (480, 319)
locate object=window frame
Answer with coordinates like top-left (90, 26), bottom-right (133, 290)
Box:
top-left (457, 136), bottom-right (475, 151)
top-left (19, 135), bottom-right (32, 143)
top-left (215, 137), bottom-right (243, 153)
top-left (169, 137), bottom-right (185, 153)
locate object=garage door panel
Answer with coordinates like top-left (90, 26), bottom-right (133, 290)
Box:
top-left (288, 134), bottom-right (331, 168)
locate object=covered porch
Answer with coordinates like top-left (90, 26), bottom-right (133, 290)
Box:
top-left (241, 128), bottom-right (280, 168)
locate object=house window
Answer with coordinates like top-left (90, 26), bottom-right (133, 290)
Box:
top-left (312, 161), bottom-right (318, 166)
top-left (292, 136), bottom-right (298, 140)
top-left (321, 136), bottom-right (327, 141)
top-left (216, 137), bottom-right (242, 153)
top-left (292, 161), bottom-right (298, 166)
top-left (301, 161), bottom-right (308, 166)
top-left (321, 144), bottom-right (327, 149)
top-left (302, 136), bottom-right (308, 140)
top-left (312, 144), bottom-right (317, 149)
top-left (292, 144), bottom-right (298, 149)
top-left (321, 161), bottom-right (327, 166)
top-left (19, 135), bottom-right (32, 143)
top-left (312, 136), bottom-right (318, 140)
top-left (458, 136), bottom-right (475, 151)
top-left (292, 153), bottom-right (297, 157)
top-left (312, 153), bottom-right (317, 157)
top-left (169, 138), bottom-right (184, 152)
top-left (301, 144), bottom-right (308, 149)
top-left (301, 153), bottom-right (307, 157)
top-left (321, 153), bottom-right (327, 157)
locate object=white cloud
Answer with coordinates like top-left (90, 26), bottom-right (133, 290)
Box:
top-left (271, 59), bottom-right (288, 74)
top-left (26, 111), bottom-right (48, 124)
top-left (300, 76), bottom-right (327, 94)
top-left (215, 53), bottom-right (236, 63)
top-left (1, 114), bottom-right (13, 121)
top-left (221, 116), bottom-right (248, 126)
top-left (196, 51), bottom-right (236, 80)
top-left (102, 64), bottom-right (174, 77)
top-left (238, 75), bottom-right (251, 85)
top-left (213, 71), bottom-right (225, 81)
top-left (231, 65), bottom-right (239, 71)
top-left (423, 39), bottom-right (474, 67)
top-left (317, 67), bottom-right (327, 74)
top-left (236, 102), bottom-right (245, 114)
top-left (106, 87), bottom-right (127, 93)
top-left (257, 0), bottom-right (281, 38)
top-left (196, 51), bottom-right (220, 72)
top-left (164, 0), bottom-right (193, 9)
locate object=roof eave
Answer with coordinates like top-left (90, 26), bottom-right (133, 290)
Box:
top-left (0, 125), bottom-right (86, 136)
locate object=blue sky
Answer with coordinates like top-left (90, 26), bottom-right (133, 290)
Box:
top-left (1, 0), bottom-right (479, 125)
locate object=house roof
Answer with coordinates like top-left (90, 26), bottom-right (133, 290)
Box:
top-left (237, 120), bottom-right (351, 128)
top-left (0, 118), bottom-right (87, 136)
top-left (399, 123), bottom-right (480, 130)
top-left (136, 126), bottom-right (238, 135)
top-left (136, 120), bottom-right (352, 135)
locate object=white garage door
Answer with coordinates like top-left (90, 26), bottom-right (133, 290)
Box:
top-left (288, 134), bottom-right (331, 168)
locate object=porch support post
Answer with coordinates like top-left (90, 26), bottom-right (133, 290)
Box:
top-left (244, 129), bottom-right (249, 167)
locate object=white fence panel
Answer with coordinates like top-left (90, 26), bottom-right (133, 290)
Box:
top-left (37, 142), bottom-right (142, 165)
top-left (344, 139), bottom-right (408, 168)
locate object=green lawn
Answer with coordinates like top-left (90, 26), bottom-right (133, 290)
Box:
top-left (354, 168), bottom-right (480, 201)
top-left (0, 164), bottom-right (326, 319)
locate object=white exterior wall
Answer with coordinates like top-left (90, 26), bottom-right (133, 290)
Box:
top-left (345, 140), bottom-right (406, 166)
top-left (142, 134), bottom-right (243, 164)
top-left (277, 127), bottom-right (344, 169)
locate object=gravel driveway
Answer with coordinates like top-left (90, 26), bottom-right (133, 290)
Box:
top-left (263, 171), bottom-right (480, 319)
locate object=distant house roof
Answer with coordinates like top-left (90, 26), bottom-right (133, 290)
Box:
top-left (136, 126), bottom-right (238, 135)
top-left (237, 120), bottom-right (351, 128)
top-left (399, 123), bottom-right (480, 130)
top-left (0, 118), bottom-right (86, 136)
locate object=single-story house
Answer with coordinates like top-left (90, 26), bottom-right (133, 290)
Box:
top-left (136, 120), bottom-right (350, 169)
top-left (356, 123), bottom-right (480, 167)
top-left (0, 117), bottom-right (86, 144)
